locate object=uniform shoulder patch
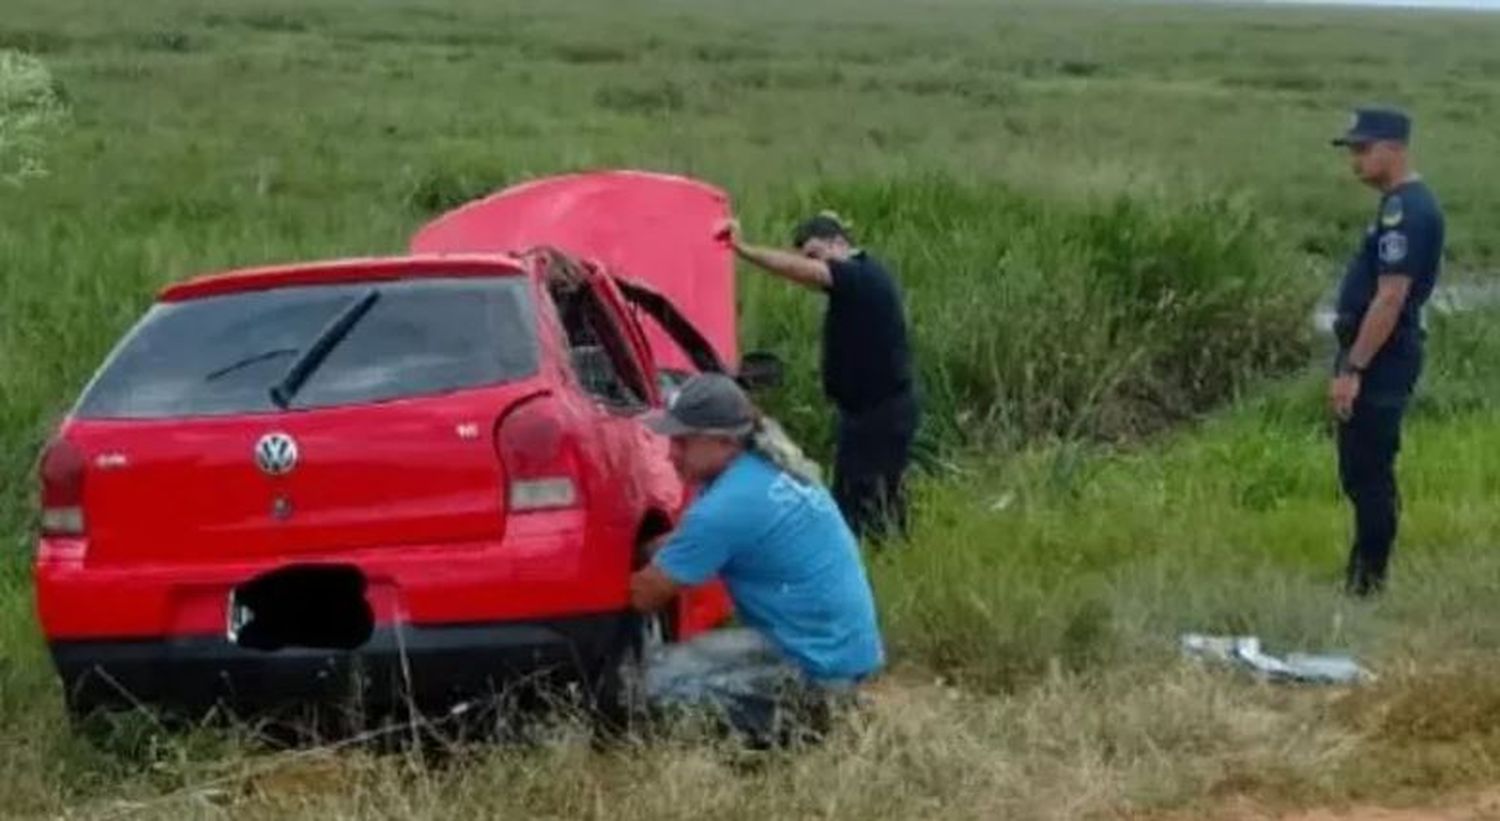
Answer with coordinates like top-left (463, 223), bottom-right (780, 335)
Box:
top-left (1380, 195), bottom-right (1404, 228)
top-left (1378, 230), bottom-right (1408, 265)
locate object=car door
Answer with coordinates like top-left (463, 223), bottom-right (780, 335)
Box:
top-left (587, 271), bottom-right (739, 637)
top-left (555, 261), bottom-right (733, 639)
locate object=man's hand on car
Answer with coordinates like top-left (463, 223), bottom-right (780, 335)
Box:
top-left (714, 218), bottom-right (742, 249)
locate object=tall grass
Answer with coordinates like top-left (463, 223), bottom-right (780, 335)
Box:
top-left (0, 0), bottom-right (1498, 816)
top-left (876, 339), bottom-right (1500, 695)
top-left (741, 176), bottom-right (1318, 451)
top-left (0, 48), bottom-right (66, 186)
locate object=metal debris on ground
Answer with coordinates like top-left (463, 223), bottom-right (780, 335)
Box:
top-left (1179, 633), bottom-right (1374, 685)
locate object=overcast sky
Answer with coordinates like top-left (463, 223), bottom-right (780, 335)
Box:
top-left (1255, 0), bottom-right (1500, 7)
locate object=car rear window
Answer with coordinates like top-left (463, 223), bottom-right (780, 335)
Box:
top-left (75, 277), bottom-right (539, 419)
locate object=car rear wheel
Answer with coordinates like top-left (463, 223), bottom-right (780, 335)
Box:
top-left (591, 607), bottom-right (671, 739)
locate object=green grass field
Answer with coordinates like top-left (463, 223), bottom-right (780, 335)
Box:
top-left (3, 0), bottom-right (1500, 817)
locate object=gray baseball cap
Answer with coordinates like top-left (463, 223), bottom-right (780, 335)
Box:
top-left (646, 373), bottom-right (755, 438)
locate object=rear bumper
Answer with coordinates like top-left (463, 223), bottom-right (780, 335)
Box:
top-left (50, 612), bottom-right (630, 716)
top-left (35, 510), bottom-right (638, 638)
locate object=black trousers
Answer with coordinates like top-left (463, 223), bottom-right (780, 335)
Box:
top-left (1337, 398), bottom-right (1407, 596)
top-left (833, 391), bottom-right (919, 542)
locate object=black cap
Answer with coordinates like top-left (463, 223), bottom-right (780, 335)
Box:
top-left (645, 373), bottom-right (755, 438)
top-left (1332, 106), bottom-right (1411, 147)
top-left (792, 212), bottom-right (850, 248)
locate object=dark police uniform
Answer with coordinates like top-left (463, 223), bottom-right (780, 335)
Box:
top-left (822, 251), bottom-right (919, 540)
top-left (1332, 160), bottom-right (1444, 595)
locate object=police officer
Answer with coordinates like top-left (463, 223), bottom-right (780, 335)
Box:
top-left (716, 214), bottom-right (919, 542)
top-left (1329, 106), bottom-right (1444, 596)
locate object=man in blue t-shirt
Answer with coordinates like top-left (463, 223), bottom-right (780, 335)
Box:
top-left (1328, 106), bottom-right (1445, 597)
top-left (628, 373), bottom-right (885, 741)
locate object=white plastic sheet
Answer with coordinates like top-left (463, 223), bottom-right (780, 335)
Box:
top-left (1180, 633), bottom-right (1374, 685)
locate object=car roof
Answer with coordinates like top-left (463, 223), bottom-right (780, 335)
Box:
top-left (158, 254), bottom-right (530, 302)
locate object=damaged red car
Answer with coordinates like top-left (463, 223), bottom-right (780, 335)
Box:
top-left (34, 171), bottom-right (767, 722)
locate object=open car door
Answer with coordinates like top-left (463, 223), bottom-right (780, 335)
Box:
top-left (410, 171), bottom-right (737, 375)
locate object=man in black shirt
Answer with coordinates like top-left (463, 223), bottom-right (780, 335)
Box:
top-left (718, 213), bottom-right (919, 541)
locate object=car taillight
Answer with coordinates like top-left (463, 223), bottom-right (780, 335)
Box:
top-left (496, 398), bottom-right (581, 512)
top-left (39, 437), bottom-right (87, 536)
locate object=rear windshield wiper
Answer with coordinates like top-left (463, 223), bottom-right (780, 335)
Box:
top-left (269, 288), bottom-right (381, 409)
top-left (204, 347), bottom-right (299, 382)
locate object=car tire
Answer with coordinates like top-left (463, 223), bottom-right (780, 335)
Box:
top-left (590, 607), bottom-right (669, 741)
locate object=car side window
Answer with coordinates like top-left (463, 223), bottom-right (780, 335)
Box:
top-left (547, 278), bottom-right (650, 412)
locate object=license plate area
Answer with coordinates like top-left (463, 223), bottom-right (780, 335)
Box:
top-left (224, 564), bottom-right (374, 651)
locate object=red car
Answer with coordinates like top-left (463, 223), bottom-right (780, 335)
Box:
top-left (35, 171), bottom-right (760, 721)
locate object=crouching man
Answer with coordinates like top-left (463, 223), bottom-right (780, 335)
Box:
top-left (629, 373), bottom-right (885, 745)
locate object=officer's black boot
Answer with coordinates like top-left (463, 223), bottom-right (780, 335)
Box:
top-left (1344, 486), bottom-right (1396, 597)
top-left (1344, 548), bottom-right (1385, 597)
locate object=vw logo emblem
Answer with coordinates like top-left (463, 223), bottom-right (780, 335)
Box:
top-left (254, 432), bottom-right (299, 476)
